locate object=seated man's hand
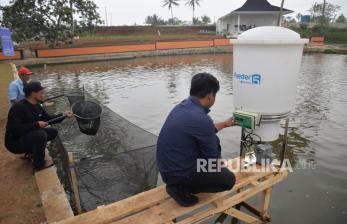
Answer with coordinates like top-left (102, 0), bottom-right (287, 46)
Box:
top-left (38, 121), bottom-right (48, 128)
top-left (215, 118), bottom-right (235, 132)
top-left (223, 118), bottom-right (235, 128)
top-left (63, 111), bottom-right (74, 118)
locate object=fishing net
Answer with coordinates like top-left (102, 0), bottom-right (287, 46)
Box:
top-left (66, 94), bottom-right (85, 105)
top-left (72, 101), bottom-right (102, 136)
top-left (47, 92), bottom-right (158, 212)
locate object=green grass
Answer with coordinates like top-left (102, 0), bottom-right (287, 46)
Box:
top-left (79, 33), bottom-right (215, 42)
top-left (290, 26), bottom-right (347, 44)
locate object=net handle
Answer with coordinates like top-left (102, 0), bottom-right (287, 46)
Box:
top-left (47, 115), bottom-right (67, 125)
top-left (44, 94), bottom-right (65, 102)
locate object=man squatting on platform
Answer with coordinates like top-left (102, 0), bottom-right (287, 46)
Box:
top-left (157, 73), bottom-right (236, 207)
top-left (5, 81), bottom-right (74, 172)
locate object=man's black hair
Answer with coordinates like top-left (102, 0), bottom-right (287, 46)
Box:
top-left (190, 73), bottom-right (220, 98)
top-left (23, 81), bottom-right (44, 97)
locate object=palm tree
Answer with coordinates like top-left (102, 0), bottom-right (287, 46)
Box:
top-left (185, 0), bottom-right (201, 24)
top-left (162, 0), bottom-right (180, 20)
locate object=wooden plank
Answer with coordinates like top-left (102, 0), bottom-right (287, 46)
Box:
top-left (260, 188), bottom-right (272, 221)
top-left (56, 157), bottom-right (287, 224)
top-left (175, 206), bottom-right (218, 224)
top-left (180, 172), bottom-right (286, 224)
top-left (57, 170), bottom-right (268, 224)
top-left (112, 171), bottom-right (287, 224)
top-left (224, 208), bottom-right (262, 224)
top-left (68, 152), bottom-right (82, 214)
top-left (111, 172), bottom-right (282, 224)
top-left (219, 172), bottom-right (286, 209)
top-left (231, 187), bottom-right (242, 224)
top-left (56, 157), bottom-right (238, 224)
top-left (55, 185), bottom-right (169, 224)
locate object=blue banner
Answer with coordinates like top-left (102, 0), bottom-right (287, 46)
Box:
top-left (0, 27), bottom-right (15, 57)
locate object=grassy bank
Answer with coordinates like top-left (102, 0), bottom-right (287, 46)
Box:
top-left (290, 26), bottom-right (347, 44)
top-left (20, 26), bottom-right (220, 49)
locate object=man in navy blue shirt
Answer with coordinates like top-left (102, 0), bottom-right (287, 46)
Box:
top-left (157, 73), bottom-right (236, 207)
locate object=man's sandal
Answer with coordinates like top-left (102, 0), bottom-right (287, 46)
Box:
top-left (34, 160), bottom-right (55, 173)
top-left (20, 153), bottom-right (33, 161)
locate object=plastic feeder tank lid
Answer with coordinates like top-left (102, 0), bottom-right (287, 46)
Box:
top-left (234, 26), bottom-right (309, 45)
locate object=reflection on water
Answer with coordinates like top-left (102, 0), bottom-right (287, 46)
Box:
top-left (33, 53), bottom-right (347, 223)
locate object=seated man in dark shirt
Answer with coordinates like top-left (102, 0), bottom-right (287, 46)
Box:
top-left (157, 73), bottom-right (236, 207)
top-left (5, 81), bottom-right (74, 172)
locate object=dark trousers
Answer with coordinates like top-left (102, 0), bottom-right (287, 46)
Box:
top-left (6, 128), bottom-right (58, 169)
top-left (164, 168), bottom-right (236, 194)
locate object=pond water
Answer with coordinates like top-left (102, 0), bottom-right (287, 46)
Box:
top-left (32, 53), bottom-right (347, 223)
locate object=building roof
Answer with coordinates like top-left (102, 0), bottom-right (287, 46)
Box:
top-left (219, 0), bottom-right (293, 20)
top-left (234, 0), bottom-right (292, 12)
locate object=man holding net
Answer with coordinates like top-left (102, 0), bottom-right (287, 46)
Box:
top-left (5, 81), bottom-right (74, 172)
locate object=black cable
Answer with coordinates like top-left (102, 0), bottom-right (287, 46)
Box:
top-left (243, 129), bottom-right (262, 147)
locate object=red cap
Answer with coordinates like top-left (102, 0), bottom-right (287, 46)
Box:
top-left (18, 67), bottom-right (33, 75)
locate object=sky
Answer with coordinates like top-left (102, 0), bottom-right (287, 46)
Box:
top-left (0, 0), bottom-right (346, 25)
top-left (94, 0), bottom-right (347, 25)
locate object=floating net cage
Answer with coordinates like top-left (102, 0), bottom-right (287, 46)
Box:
top-left (47, 91), bottom-right (158, 212)
top-left (72, 101), bottom-right (102, 136)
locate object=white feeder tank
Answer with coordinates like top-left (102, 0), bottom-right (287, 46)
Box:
top-left (232, 26), bottom-right (309, 142)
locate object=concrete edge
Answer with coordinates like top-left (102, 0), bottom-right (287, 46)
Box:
top-left (35, 149), bottom-right (74, 223)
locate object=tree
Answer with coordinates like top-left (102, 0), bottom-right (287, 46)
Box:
top-left (185, 0), bottom-right (201, 24)
top-left (0, 0), bottom-right (101, 47)
top-left (308, 1), bottom-right (341, 25)
top-left (336, 14), bottom-right (346, 23)
top-left (145, 14), bottom-right (166, 26)
top-left (192, 17), bottom-right (202, 25)
top-left (167, 17), bottom-right (182, 25)
top-left (201, 15), bottom-right (211, 25)
top-left (162, 0), bottom-right (180, 21)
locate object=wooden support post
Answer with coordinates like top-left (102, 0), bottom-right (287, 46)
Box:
top-left (240, 201), bottom-right (271, 222)
top-left (231, 189), bottom-right (242, 224)
top-left (260, 188), bottom-right (272, 221)
top-left (225, 208), bottom-right (262, 224)
top-left (68, 152), bottom-right (82, 214)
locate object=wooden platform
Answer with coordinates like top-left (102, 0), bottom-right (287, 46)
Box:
top-left (53, 158), bottom-right (287, 224)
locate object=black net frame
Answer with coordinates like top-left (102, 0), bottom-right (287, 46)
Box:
top-left (72, 101), bottom-right (102, 136)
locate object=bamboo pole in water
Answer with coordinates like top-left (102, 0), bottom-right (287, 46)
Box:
top-left (68, 152), bottom-right (82, 214)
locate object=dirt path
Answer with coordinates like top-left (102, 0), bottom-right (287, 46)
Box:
top-left (0, 62), bottom-right (46, 224)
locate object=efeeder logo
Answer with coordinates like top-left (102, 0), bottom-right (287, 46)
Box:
top-left (234, 73), bottom-right (262, 85)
